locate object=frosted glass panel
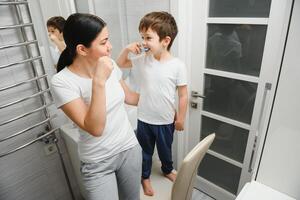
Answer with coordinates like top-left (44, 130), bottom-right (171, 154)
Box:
top-left (203, 75), bottom-right (257, 124)
top-left (209, 0), bottom-right (272, 18)
top-left (206, 24), bottom-right (267, 76)
top-left (201, 116), bottom-right (248, 162)
top-left (198, 154), bottom-right (241, 194)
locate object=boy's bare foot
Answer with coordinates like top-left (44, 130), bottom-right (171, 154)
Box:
top-left (141, 178), bottom-right (154, 196)
top-left (164, 171), bottom-right (177, 182)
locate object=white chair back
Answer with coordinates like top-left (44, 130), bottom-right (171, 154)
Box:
top-left (171, 133), bottom-right (215, 200)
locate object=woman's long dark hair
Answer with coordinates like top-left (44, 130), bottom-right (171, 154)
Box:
top-left (57, 13), bottom-right (106, 72)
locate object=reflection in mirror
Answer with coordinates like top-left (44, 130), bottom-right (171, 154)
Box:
top-left (36, 0), bottom-right (170, 88)
top-left (206, 24), bottom-right (267, 76)
top-left (209, 0), bottom-right (272, 18)
top-left (203, 74), bottom-right (257, 124)
top-left (201, 116), bottom-right (248, 163)
top-left (46, 16), bottom-right (66, 66)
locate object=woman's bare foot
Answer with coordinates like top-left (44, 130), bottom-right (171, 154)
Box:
top-left (141, 178), bottom-right (154, 196)
top-left (164, 171), bottom-right (177, 182)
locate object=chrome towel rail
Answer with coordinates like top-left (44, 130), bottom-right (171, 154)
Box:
top-left (0, 88), bottom-right (50, 109)
top-left (0, 1), bottom-right (28, 5)
top-left (0, 40), bottom-right (38, 50)
top-left (0, 103), bottom-right (53, 127)
top-left (0, 56), bottom-right (42, 69)
top-left (0, 127), bottom-right (59, 158)
top-left (0, 23), bottom-right (33, 30)
top-left (0, 1), bottom-right (75, 198)
top-left (0, 114), bottom-right (57, 142)
top-left (0, 74), bottom-right (47, 92)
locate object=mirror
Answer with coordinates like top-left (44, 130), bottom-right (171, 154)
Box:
top-left (30, 0), bottom-right (169, 64)
top-left (29, 0), bottom-right (171, 90)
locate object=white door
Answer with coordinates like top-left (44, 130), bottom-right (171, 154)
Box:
top-left (187, 0), bottom-right (293, 199)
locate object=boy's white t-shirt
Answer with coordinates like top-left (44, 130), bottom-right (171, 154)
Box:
top-left (51, 60), bottom-right (138, 163)
top-left (50, 45), bottom-right (60, 64)
top-left (131, 54), bottom-right (187, 125)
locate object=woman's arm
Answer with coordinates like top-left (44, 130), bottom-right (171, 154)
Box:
top-left (61, 80), bottom-right (106, 137)
top-left (60, 57), bottom-right (113, 137)
top-left (119, 79), bottom-right (139, 106)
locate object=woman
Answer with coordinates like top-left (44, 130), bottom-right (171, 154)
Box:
top-left (51, 13), bottom-right (141, 200)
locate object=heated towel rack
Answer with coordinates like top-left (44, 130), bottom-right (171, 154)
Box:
top-left (0, 1), bottom-right (75, 199)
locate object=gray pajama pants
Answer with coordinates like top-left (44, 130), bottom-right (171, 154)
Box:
top-left (80, 145), bottom-right (142, 200)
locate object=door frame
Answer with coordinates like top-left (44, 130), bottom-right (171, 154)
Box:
top-left (170, 0), bottom-right (193, 168)
top-left (173, 0), bottom-right (294, 199)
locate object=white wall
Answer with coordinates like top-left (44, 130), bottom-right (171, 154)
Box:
top-left (256, 0), bottom-right (300, 199)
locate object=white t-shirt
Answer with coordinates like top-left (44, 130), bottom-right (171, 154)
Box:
top-left (51, 60), bottom-right (138, 163)
top-left (50, 45), bottom-right (60, 64)
top-left (131, 54), bottom-right (187, 125)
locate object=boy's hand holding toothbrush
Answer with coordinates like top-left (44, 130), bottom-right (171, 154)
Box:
top-left (125, 42), bottom-right (149, 55)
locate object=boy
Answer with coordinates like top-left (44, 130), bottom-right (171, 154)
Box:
top-left (117, 11), bottom-right (188, 196)
top-left (46, 16), bottom-right (66, 65)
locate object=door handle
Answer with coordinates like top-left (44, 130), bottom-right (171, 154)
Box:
top-left (191, 91), bottom-right (205, 98)
top-left (248, 82), bottom-right (272, 173)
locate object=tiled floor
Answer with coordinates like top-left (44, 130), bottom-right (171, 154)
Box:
top-left (140, 161), bottom-right (215, 200)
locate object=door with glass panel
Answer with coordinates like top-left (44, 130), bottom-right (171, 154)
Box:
top-left (188, 0), bottom-right (292, 199)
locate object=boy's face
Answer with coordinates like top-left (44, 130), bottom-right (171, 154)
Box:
top-left (140, 28), bottom-right (169, 54)
top-left (47, 26), bottom-right (63, 41)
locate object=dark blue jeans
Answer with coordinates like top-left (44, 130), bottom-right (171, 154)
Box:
top-left (136, 120), bottom-right (175, 179)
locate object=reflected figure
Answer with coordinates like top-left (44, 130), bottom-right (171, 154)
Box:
top-left (207, 25), bottom-right (242, 73)
top-left (46, 16), bottom-right (66, 66)
top-left (203, 79), bottom-right (256, 162)
top-left (204, 76), bottom-right (256, 124)
top-left (228, 81), bottom-right (256, 122)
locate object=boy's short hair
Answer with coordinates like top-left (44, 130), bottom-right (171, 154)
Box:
top-left (47, 16), bottom-right (66, 33)
top-left (139, 11), bottom-right (178, 50)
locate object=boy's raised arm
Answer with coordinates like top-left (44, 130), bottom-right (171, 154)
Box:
top-left (117, 42), bottom-right (143, 68)
top-left (117, 47), bottom-right (132, 68)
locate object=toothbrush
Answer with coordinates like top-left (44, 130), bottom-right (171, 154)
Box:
top-left (140, 46), bottom-right (150, 53)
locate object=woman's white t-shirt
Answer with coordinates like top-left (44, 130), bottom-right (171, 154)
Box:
top-left (51, 61), bottom-right (138, 163)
